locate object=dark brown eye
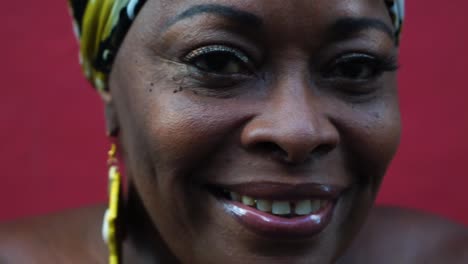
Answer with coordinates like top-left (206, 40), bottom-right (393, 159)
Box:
top-left (323, 53), bottom-right (397, 81)
top-left (184, 45), bottom-right (253, 75)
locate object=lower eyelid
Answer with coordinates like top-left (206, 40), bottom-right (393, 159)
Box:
top-left (186, 66), bottom-right (255, 83)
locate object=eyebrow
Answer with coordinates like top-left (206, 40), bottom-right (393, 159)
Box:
top-left (164, 5), bottom-right (395, 43)
top-left (327, 17), bottom-right (395, 42)
top-left (164, 4), bottom-right (263, 30)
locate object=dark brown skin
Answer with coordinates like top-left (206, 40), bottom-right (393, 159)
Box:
top-left (1, 0), bottom-right (467, 263)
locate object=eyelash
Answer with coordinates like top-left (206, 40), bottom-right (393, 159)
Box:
top-left (181, 45), bottom-right (398, 97)
top-left (182, 45), bottom-right (254, 75)
top-left (184, 45), bottom-right (250, 64)
top-left (320, 53), bottom-right (399, 81)
top-left (312, 52), bottom-right (399, 98)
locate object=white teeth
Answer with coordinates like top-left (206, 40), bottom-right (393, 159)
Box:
top-left (294, 200), bottom-right (312, 215)
top-left (228, 192), bottom-right (327, 216)
top-left (272, 201), bottom-right (291, 215)
top-left (310, 200), bottom-right (321, 213)
top-left (256, 200), bottom-right (272, 212)
top-left (241, 196), bottom-right (255, 206)
top-left (230, 192), bottom-right (241, 202)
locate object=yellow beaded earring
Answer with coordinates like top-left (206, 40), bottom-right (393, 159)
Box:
top-left (102, 143), bottom-right (122, 264)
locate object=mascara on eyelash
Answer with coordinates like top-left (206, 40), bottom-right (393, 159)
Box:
top-left (183, 45), bottom-right (250, 63)
top-left (343, 53), bottom-right (399, 70)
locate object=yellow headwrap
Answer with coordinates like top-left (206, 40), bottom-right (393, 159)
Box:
top-left (69, 0), bottom-right (146, 93)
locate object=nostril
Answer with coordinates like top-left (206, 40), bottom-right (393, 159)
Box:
top-left (240, 115), bottom-right (340, 165)
top-left (313, 144), bottom-right (334, 158)
top-left (250, 141), bottom-right (335, 164)
top-left (251, 142), bottom-right (289, 160)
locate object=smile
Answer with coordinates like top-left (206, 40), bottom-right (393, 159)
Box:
top-left (228, 191), bottom-right (329, 217)
top-left (207, 182), bottom-right (345, 239)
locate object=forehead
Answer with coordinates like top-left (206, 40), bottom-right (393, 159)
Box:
top-left (141, 0), bottom-right (392, 29)
top-left (133, 0), bottom-right (396, 49)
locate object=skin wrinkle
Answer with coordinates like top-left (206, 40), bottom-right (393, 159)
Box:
top-left (106, 0), bottom-right (402, 263)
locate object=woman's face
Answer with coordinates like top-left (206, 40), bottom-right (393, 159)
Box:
top-left (108, 0), bottom-right (401, 263)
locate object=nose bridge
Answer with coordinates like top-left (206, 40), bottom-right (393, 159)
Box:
top-left (241, 72), bottom-right (339, 163)
top-left (271, 77), bottom-right (320, 137)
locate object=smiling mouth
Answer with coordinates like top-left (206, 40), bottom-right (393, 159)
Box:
top-left (206, 182), bottom-right (345, 239)
top-left (210, 187), bottom-right (330, 218)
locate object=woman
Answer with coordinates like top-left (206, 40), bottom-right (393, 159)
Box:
top-left (0, 0), bottom-right (467, 263)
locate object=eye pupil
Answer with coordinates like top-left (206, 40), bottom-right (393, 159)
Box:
top-left (324, 54), bottom-right (382, 81)
top-left (337, 62), bottom-right (374, 79)
top-left (197, 52), bottom-right (228, 71)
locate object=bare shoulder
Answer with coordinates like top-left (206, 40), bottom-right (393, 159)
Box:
top-left (0, 205), bottom-right (107, 264)
top-left (341, 206), bottom-right (468, 264)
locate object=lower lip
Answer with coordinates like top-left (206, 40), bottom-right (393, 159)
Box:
top-left (222, 200), bottom-right (336, 240)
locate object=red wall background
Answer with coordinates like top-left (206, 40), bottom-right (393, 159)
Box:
top-left (1, 1), bottom-right (467, 224)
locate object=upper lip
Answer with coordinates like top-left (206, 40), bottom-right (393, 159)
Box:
top-left (212, 182), bottom-right (346, 200)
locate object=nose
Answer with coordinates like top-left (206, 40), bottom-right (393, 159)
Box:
top-left (240, 79), bottom-right (339, 164)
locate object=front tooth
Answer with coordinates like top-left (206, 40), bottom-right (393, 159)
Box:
top-left (230, 192), bottom-right (241, 202)
top-left (242, 196), bottom-right (255, 206)
top-left (256, 200), bottom-right (272, 212)
top-left (310, 200), bottom-right (321, 213)
top-left (295, 200), bottom-right (312, 215)
top-left (272, 201), bottom-right (291, 215)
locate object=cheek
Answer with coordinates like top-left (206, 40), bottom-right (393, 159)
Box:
top-left (338, 96), bottom-right (401, 188)
top-left (129, 92), bottom-right (257, 257)
top-left (145, 94), bottom-right (250, 177)
top-left (331, 95), bottom-right (401, 254)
